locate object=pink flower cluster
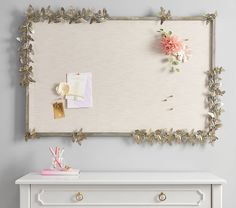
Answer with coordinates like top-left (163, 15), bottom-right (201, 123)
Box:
top-left (160, 36), bottom-right (183, 55)
top-left (158, 29), bottom-right (191, 72)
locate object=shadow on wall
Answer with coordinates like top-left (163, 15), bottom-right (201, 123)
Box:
top-left (7, 9), bottom-right (26, 142)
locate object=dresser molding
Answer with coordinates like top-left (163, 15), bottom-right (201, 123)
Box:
top-left (36, 187), bottom-right (204, 206)
top-left (16, 172), bottom-right (225, 208)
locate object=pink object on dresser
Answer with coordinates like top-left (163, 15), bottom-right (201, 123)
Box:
top-left (41, 169), bottom-right (80, 176)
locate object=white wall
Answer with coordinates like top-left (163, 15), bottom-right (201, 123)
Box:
top-left (0, 0), bottom-right (235, 207)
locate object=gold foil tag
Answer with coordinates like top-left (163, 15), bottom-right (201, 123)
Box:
top-left (53, 101), bottom-right (65, 119)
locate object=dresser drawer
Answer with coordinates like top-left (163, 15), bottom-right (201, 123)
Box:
top-left (31, 185), bottom-right (211, 207)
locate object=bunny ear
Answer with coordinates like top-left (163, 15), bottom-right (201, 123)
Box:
top-left (49, 147), bottom-right (56, 157)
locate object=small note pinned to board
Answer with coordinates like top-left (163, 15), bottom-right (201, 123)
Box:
top-left (66, 73), bottom-right (88, 101)
top-left (66, 72), bottom-right (93, 109)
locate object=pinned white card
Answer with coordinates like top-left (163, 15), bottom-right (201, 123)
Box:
top-left (66, 73), bottom-right (88, 101)
top-left (66, 72), bottom-right (93, 108)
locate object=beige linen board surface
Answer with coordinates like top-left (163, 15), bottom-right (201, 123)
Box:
top-left (28, 19), bottom-right (211, 134)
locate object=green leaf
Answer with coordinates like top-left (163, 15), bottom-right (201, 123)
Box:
top-left (168, 57), bottom-right (174, 62)
top-left (172, 61), bottom-right (179, 65)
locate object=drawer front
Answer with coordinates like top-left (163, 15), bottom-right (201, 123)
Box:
top-left (31, 185), bottom-right (211, 207)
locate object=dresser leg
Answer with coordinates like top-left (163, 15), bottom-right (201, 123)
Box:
top-left (212, 185), bottom-right (222, 208)
top-left (20, 184), bottom-right (30, 208)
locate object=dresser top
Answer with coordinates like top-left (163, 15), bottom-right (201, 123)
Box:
top-left (15, 171), bottom-right (226, 185)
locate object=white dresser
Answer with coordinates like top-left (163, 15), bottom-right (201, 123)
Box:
top-left (15, 172), bottom-right (225, 208)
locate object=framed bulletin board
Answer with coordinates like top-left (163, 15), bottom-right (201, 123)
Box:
top-left (18, 6), bottom-right (224, 144)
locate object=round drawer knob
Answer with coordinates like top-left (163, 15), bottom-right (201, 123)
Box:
top-left (76, 192), bottom-right (84, 201)
top-left (159, 192), bottom-right (167, 201)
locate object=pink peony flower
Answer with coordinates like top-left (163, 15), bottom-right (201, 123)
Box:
top-left (160, 36), bottom-right (183, 55)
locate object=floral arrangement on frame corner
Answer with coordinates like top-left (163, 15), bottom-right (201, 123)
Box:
top-left (158, 29), bottom-right (191, 72)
